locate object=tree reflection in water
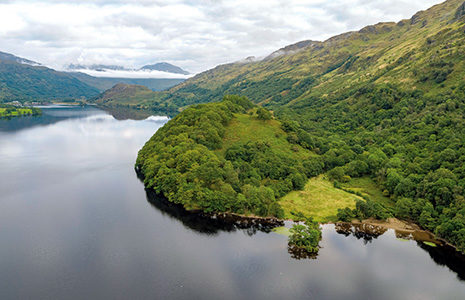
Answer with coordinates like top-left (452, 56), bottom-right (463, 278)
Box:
top-left (335, 222), bottom-right (388, 244)
top-left (287, 244), bottom-right (319, 260)
top-left (144, 188), bottom-right (283, 236)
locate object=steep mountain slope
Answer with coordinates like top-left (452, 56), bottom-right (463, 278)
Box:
top-left (136, 0), bottom-right (465, 252)
top-left (0, 51), bottom-right (40, 66)
top-left (93, 83), bottom-right (179, 114)
top-left (0, 55), bottom-right (100, 103)
top-left (123, 0), bottom-right (464, 113)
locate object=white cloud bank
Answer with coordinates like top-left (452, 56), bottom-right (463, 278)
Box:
top-left (72, 69), bottom-right (193, 79)
top-left (0, 0), bottom-right (444, 73)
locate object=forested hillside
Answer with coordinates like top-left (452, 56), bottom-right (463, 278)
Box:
top-left (93, 83), bottom-right (180, 114)
top-left (0, 60), bottom-right (99, 103)
top-left (135, 0), bottom-right (465, 252)
top-left (136, 96), bottom-right (321, 217)
top-left (118, 0), bottom-right (465, 113)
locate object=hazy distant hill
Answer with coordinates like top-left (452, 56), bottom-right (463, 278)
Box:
top-left (67, 64), bottom-right (129, 72)
top-left (140, 62), bottom-right (189, 75)
top-left (0, 58), bottom-right (99, 103)
top-left (68, 72), bottom-right (184, 92)
top-left (0, 51), bottom-right (41, 66)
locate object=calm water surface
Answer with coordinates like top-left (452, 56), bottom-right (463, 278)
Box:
top-left (0, 106), bottom-right (464, 299)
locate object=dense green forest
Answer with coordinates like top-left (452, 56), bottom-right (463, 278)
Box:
top-left (281, 82), bottom-right (465, 252)
top-left (135, 0), bottom-right (465, 253)
top-left (92, 83), bottom-right (180, 114)
top-left (136, 96), bottom-right (319, 217)
top-left (0, 104), bottom-right (41, 118)
top-left (0, 61), bottom-right (99, 103)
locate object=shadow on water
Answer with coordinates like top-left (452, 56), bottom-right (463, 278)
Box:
top-left (144, 188), bottom-right (283, 236)
top-left (417, 242), bottom-right (465, 281)
top-left (336, 222), bottom-right (465, 281)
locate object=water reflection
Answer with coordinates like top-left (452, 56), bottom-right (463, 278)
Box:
top-left (144, 188), bottom-right (282, 236)
top-left (1, 106), bottom-right (465, 299)
top-left (287, 244), bottom-right (318, 260)
top-left (335, 223), bottom-right (388, 244)
top-left (102, 106), bottom-right (155, 120)
top-left (336, 222), bottom-right (465, 281)
top-left (0, 105), bottom-right (102, 132)
top-left (418, 242), bottom-right (465, 281)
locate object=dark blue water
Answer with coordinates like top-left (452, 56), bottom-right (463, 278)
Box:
top-left (0, 106), bottom-right (464, 299)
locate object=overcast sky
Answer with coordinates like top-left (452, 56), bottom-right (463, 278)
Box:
top-left (0, 0), bottom-right (444, 73)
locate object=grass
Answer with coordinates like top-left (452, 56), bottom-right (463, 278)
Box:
top-left (423, 241), bottom-right (437, 247)
top-left (341, 177), bottom-right (395, 207)
top-left (0, 107), bottom-right (36, 118)
top-left (280, 175), bottom-right (363, 223)
top-left (272, 227), bottom-right (291, 236)
top-left (219, 112), bottom-right (313, 160)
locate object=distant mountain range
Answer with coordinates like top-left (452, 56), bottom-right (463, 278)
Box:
top-left (0, 53), bottom-right (186, 102)
top-left (68, 72), bottom-right (184, 92)
top-left (140, 62), bottom-right (190, 75)
top-left (67, 64), bottom-right (128, 72)
top-left (67, 62), bottom-right (190, 75)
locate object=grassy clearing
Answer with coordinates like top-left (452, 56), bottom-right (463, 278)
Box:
top-left (280, 175), bottom-right (363, 223)
top-left (341, 177), bottom-right (394, 207)
top-left (219, 112), bottom-right (313, 160)
top-left (272, 227), bottom-right (291, 236)
top-left (0, 107), bottom-right (37, 118)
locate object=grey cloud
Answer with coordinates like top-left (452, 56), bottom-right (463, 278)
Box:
top-left (0, 0), bottom-right (444, 73)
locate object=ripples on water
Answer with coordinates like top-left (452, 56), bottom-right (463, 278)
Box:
top-left (0, 106), bottom-right (464, 300)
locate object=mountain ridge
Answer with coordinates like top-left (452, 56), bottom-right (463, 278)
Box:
top-left (67, 62), bottom-right (190, 75)
top-left (133, 0), bottom-right (465, 253)
top-left (0, 59), bottom-right (100, 103)
top-left (140, 62), bottom-right (190, 75)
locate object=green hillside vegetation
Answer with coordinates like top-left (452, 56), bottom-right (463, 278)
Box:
top-left (0, 60), bottom-right (99, 103)
top-left (133, 0), bottom-right (465, 252)
top-left (136, 95), bottom-right (320, 217)
top-left (93, 83), bottom-right (179, 114)
top-left (288, 218), bottom-right (322, 255)
top-left (0, 104), bottom-right (41, 118)
top-left (108, 1), bottom-right (465, 114)
top-left (280, 175), bottom-right (362, 222)
top-left (341, 177), bottom-right (394, 207)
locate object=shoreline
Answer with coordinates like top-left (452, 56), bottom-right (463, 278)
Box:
top-left (136, 167), bottom-right (461, 253)
top-left (190, 210), bottom-right (459, 250)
